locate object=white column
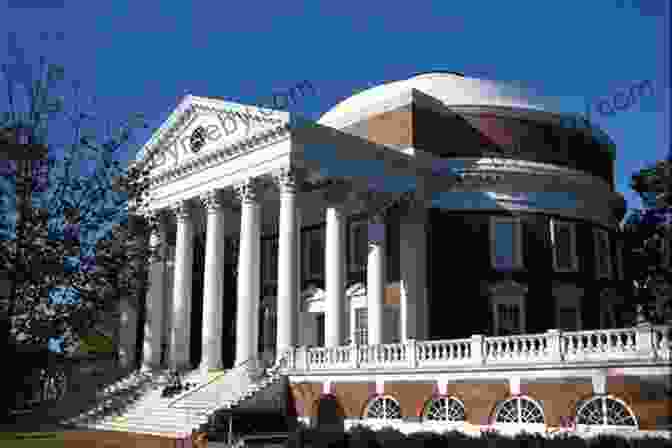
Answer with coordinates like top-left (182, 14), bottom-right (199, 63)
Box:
top-left (170, 200), bottom-right (194, 371)
top-left (325, 204), bottom-right (346, 347)
top-left (367, 212), bottom-right (386, 345)
top-left (275, 169), bottom-right (299, 355)
top-left (295, 207), bottom-right (302, 347)
top-left (199, 190), bottom-right (226, 371)
top-left (235, 179), bottom-right (262, 367)
top-left (142, 211), bottom-right (168, 370)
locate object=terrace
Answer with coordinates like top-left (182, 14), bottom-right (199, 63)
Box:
top-left (276, 323), bottom-right (672, 373)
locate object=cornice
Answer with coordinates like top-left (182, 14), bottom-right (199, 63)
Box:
top-left (447, 157), bottom-right (612, 191)
top-left (138, 96), bottom-right (286, 173)
top-left (147, 122), bottom-right (291, 189)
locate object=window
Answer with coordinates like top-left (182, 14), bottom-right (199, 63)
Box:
top-left (422, 396), bottom-right (466, 422)
top-left (594, 229), bottom-right (612, 279)
top-left (551, 220), bottom-right (578, 272)
top-left (490, 281), bottom-right (527, 336)
top-left (490, 217), bottom-right (523, 270)
top-left (364, 395), bottom-right (401, 420)
top-left (559, 307), bottom-right (578, 331)
top-left (497, 303), bottom-right (521, 335)
top-left (316, 313), bottom-right (325, 347)
top-left (349, 219), bottom-right (368, 272)
top-left (354, 308), bottom-right (368, 345)
top-left (576, 396), bottom-right (638, 427)
top-left (494, 396), bottom-right (545, 424)
top-left (303, 226), bottom-right (325, 282)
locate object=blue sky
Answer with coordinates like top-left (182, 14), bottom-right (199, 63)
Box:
top-left (0, 1), bottom-right (669, 349)
top-left (1, 0), bottom-right (669, 215)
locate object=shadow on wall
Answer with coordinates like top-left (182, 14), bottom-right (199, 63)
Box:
top-left (315, 394), bottom-right (345, 431)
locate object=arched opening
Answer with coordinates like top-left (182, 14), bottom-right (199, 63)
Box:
top-left (421, 395), bottom-right (466, 422)
top-left (576, 395), bottom-right (638, 428)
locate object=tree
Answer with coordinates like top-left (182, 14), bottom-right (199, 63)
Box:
top-left (623, 158), bottom-right (672, 324)
top-left (0, 32), bottom-right (159, 361)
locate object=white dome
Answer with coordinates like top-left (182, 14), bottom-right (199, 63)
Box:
top-left (317, 72), bottom-right (559, 129)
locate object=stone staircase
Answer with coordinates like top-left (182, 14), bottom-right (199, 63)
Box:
top-left (60, 359), bottom-right (284, 436)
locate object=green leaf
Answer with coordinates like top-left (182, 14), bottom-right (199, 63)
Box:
top-left (47, 64), bottom-right (65, 84)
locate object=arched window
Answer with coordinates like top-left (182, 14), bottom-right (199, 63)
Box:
top-left (422, 396), bottom-right (466, 421)
top-left (364, 395), bottom-right (402, 420)
top-left (493, 396), bottom-right (545, 424)
top-left (576, 396), bottom-right (638, 427)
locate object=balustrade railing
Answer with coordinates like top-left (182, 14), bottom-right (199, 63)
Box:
top-left (282, 323), bottom-right (671, 372)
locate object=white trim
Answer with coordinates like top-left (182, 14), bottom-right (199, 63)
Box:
top-left (490, 281), bottom-right (527, 336)
top-left (550, 219), bottom-right (578, 272)
top-left (286, 365), bottom-right (672, 383)
top-left (490, 216), bottom-right (523, 270)
top-left (594, 228), bottom-right (612, 279)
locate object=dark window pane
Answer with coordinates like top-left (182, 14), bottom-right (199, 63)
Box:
top-left (555, 224), bottom-right (573, 269)
top-left (495, 222), bottom-right (515, 268)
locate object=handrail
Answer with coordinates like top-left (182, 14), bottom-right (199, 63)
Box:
top-left (167, 357), bottom-right (260, 408)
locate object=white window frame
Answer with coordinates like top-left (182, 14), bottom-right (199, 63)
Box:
top-left (492, 298), bottom-right (524, 336)
top-left (490, 216), bottom-right (523, 270)
top-left (550, 219), bottom-right (578, 272)
top-left (594, 228), bottom-right (612, 279)
top-left (490, 281), bottom-right (527, 336)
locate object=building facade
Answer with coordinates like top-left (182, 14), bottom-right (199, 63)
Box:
top-left (129, 73), bottom-right (671, 435)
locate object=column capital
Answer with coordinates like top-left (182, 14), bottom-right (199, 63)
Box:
top-left (234, 177), bottom-right (262, 204)
top-left (200, 189), bottom-right (227, 214)
top-left (272, 168), bottom-right (303, 195)
top-left (169, 200), bottom-right (193, 222)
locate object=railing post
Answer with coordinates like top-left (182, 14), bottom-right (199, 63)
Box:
top-left (295, 346), bottom-right (309, 371)
top-left (471, 335), bottom-right (484, 366)
top-left (407, 338), bottom-right (417, 369)
top-left (350, 341), bottom-right (359, 369)
top-left (635, 321), bottom-right (656, 360)
top-left (546, 329), bottom-right (564, 363)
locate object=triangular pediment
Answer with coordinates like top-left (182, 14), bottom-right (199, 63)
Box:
top-left (138, 95), bottom-right (287, 176)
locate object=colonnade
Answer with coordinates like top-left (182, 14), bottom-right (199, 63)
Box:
top-left (141, 168), bottom-right (394, 372)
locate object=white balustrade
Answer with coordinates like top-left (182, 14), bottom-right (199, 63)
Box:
top-left (561, 328), bottom-right (637, 361)
top-left (652, 325), bottom-right (672, 361)
top-left (416, 339), bottom-right (471, 366)
top-left (483, 333), bottom-right (549, 363)
top-left (278, 325), bottom-right (672, 374)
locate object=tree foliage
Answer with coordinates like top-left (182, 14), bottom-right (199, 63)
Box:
top-left (623, 158), bottom-right (672, 323)
top-left (0, 34), bottom-right (159, 356)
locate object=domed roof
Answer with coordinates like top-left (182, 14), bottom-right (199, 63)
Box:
top-left (318, 72), bottom-right (559, 128)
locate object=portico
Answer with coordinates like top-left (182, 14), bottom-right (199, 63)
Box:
top-left (137, 96), bottom-right (441, 373)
